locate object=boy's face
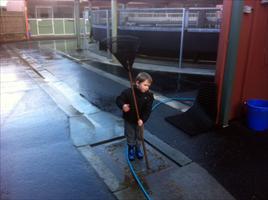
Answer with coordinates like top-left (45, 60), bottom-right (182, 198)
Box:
top-left (136, 80), bottom-right (151, 93)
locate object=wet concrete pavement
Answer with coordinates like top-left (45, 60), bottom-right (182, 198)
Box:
top-left (1, 45), bottom-right (115, 200)
top-left (1, 39), bottom-right (268, 200)
top-left (2, 42), bottom-right (234, 200)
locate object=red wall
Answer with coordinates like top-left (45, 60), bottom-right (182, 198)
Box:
top-left (216, 0), bottom-right (268, 124)
top-left (230, 0), bottom-right (268, 119)
top-left (215, 0), bottom-right (232, 123)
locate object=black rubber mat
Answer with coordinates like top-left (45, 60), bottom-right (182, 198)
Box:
top-left (165, 82), bottom-right (217, 136)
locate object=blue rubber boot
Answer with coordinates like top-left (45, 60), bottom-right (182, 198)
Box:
top-left (135, 145), bottom-right (143, 160)
top-left (128, 145), bottom-right (135, 161)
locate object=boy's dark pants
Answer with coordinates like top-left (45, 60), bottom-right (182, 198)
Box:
top-left (124, 120), bottom-right (142, 147)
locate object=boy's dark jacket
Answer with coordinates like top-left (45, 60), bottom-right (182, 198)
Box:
top-left (116, 87), bottom-right (154, 124)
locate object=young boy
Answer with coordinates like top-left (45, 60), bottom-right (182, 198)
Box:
top-left (116, 72), bottom-right (154, 161)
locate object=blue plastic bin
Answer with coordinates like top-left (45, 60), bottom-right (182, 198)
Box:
top-left (246, 99), bottom-right (268, 131)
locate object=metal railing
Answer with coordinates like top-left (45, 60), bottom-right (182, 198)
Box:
top-left (119, 8), bottom-right (184, 27)
top-left (92, 7), bottom-right (222, 31)
top-left (28, 18), bottom-right (90, 36)
top-left (91, 7), bottom-right (222, 68)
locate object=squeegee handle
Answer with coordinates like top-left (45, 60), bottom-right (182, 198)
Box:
top-left (128, 70), bottom-right (140, 120)
top-left (127, 67), bottom-right (150, 169)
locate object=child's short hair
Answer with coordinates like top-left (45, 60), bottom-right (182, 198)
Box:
top-left (135, 72), bottom-right (152, 83)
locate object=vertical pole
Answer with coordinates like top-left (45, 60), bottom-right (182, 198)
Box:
top-left (177, 8), bottom-right (185, 90)
top-left (82, 11), bottom-right (87, 50)
top-left (215, 0), bottom-right (233, 125)
top-left (127, 66), bottom-right (150, 170)
top-left (88, 0), bottom-right (93, 43)
top-left (53, 40), bottom-right (56, 52)
top-left (106, 10), bottom-right (111, 59)
top-left (82, 11), bottom-right (86, 38)
top-left (111, 0), bottom-right (118, 62)
top-left (63, 18), bottom-right (66, 35)
top-left (64, 40), bottom-right (67, 52)
top-left (111, 0), bottom-right (118, 38)
top-left (179, 8), bottom-right (185, 69)
top-left (35, 7), bottom-right (40, 35)
top-left (51, 7), bottom-right (55, 35)
top-left (74, 0), bottom-right (81, 50)
top-left (24, 0), bottom-right (29, 40)
top-left (184, 8), bottom-right (189, 30)
top-left (220, 0), bottom-right (244, 126)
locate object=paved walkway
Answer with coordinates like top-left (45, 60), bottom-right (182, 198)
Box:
top-left (30, 39), bottom-right (268, 200)
top-left (0, 45), bottom-right (115, 200)
top-left (1, 42), bottom-right (235, 200)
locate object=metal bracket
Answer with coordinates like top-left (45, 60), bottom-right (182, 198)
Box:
top-left (243, 6), bottom-right (253, 14)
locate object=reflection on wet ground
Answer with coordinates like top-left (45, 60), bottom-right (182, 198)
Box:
top-left (84, 59), bottom-right (214, 94)
top-left (92, 139), bottom-right (175, 198)
top-left (9, 39), bottom-right (210, 114)
top-left (1, 46), bottom-right (116, 200)
top-left (4, 39), bottom-right (268, 200)
top-left (12, 39), bottom-right (214, 94)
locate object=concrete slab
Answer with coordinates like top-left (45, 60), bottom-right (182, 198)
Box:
top-left (25, 69), bottom-right (44, 79)
top-left (1, 91), bottom-right (27, 117)
top-left (41, 70), bottom-right (59, 82)
top-left (0, 72), bottom-right (31, 82)
top-left (133, 62), bottom-right (215, 76)
top-left (78, 145), bottom-right (123, 193)
top-left (70, 113), bottom-right (124, 147)
top-left (145, 163), bottom-right (235, 200)
top-left (144, 130), bottom-right (192, 166)
top-left (92, 139), bottom-right (176, 189)
top-left (85, 112), bottom-right (124, 144)
top-left (70, 116), bottom-right (95, 147)
top-left (39, 83), bottom-right (82, 117)
top-left (86, 139), bottom-right (234, 200)
top-left (1, 81), bottom-right (38, 93)
top-left (10, 47), bottom-right (100, 115)
top-left (52, 81), bottom-right (100, 114)
top-left (114, 187), bottom-right (146, 200)
top-left (0, 65), bottom-right (29, 73)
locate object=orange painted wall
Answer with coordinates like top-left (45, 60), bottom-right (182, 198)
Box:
top-left (230, 0), bottom-right (268, 119)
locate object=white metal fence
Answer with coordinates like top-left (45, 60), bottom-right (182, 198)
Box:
top-left (92, 7), bottom-right (222, 31)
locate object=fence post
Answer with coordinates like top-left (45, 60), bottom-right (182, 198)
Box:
top-left (179, 8), bottom-right (185, 69)
top-left (74, 0), bottom-right (81, 50)
top-left (106, 10), bottom-right (111, 59)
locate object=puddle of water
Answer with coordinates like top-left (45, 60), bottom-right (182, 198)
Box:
top-left (105, 140), bottom-right (171, 176)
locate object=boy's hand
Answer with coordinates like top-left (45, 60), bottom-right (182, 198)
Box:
top-left (138, 119), bottom-right (143, 126)
top-left (122, 104), bottom-right (130, 112)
